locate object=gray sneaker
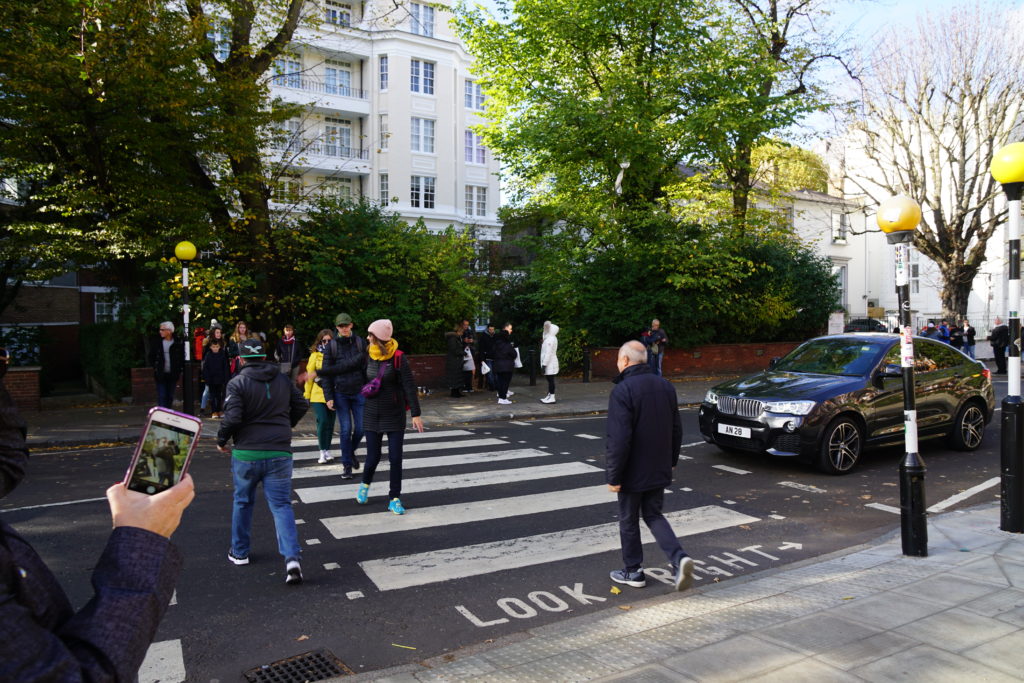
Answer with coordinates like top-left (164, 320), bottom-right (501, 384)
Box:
top-left (610, 568), bottom-right (646, 588)
top-left (674, 556), bottom-right (694, 592)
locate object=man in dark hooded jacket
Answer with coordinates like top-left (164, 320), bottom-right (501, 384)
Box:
top-left (605, 340), bottom-right (693, 592)
top-left (0, 347), bottom-right (195, 680)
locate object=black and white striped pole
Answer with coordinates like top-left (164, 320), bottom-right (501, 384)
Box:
top-left (991, 143), bottom-right (1024, 533)
top-left (175, 240), bottom-right (197, 416)
top-left (877, 196), bottom-right (927, 556)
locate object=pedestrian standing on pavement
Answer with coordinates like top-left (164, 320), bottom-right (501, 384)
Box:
top-left (274, 324), bottom-right (303, 382)
top-left (0, 346), bottom-right (196, 679)
top-left (989, 317), bottom-right (1009, 374)
top-left (355, 320), bottom-right (425, 515)
top-left (318, 313), bottom-right (368, 479)
top-left (228, 321), bottom-right (257, 377)
top-left (201, 338), bottom-right (230, 419)
top-left (461, 320), bottom-right (476, 393)
top-left (642, 319), bottom-right (668, 376)
top-left (149, 321), bottom-right (184, 409)
top-left (201, 321), bottom-right (225, 413)
top-left (304, 329), bottom-right (337, 466)
top-left (540, 321), bottom-right (560, 404)
top-left (477, 323), bottom-right (497, 390)
top-left (938, 320), bottom-right (951, 344)
top-left (445, 322), bottom-right (467, 398)
top-left (217, 338), bottom-right (309, 584)
top-left (961, 319), bottom-right (978, 359)
top-left (605, 340), bottom-right (693, 592)
top-left (950, 323), bottom-right (964, 350)
top-left (490, 323), bottom-right (518, 405)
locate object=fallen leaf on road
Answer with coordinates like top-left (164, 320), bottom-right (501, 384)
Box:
top-left (296, 635), bottom-right (309, 641)
top-left (739, 524), bottom-right (752, 530)
top-left (392, 643), bottom-right (416, 650)
top-left (860, 495), bottom-right (872, 500)
top-left (610, 586), bottom-right (621, 595)
top-left (618, 605), bottom-right (632, 611)
top-left (841, 597), bottom-right (855, 601)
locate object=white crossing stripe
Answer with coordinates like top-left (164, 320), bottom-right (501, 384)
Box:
top-left (292, 430), bottom-right (475, 450)
top-left (321, 486), bottom-right (614, 540)
top-left (712, 465), bottom-right (751, 475)
top-left (138, 639), bottom-right (186, 683)
top-left (681, 441), bottom-right (707, 448)
top-left (294, 438), bottom-right (509, 461)
top-left (778, 481), bottom-right (827, 494)
top-left (292, 448), bottom-right (551, 479)
top-left (540, 427), bottom-right (565, 432)
top-left (295, 462), bottom-right (602, 504)
top-left (927, 476), bottom-right (1000, 513)
top-left (865, 502), bottom-right (900, 514)
top-left (509, 421), bottom-right (532, 426)
top-left (360, 505), bottom-right (761, 591)
top-left (575, 434), bottom-right (601, 440)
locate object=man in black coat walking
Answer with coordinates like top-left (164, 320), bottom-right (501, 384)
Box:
top-left (605, 340), bottom-right (693, 591)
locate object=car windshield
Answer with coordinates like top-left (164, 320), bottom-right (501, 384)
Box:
top-left (773, 339), bottom-right (887, 376)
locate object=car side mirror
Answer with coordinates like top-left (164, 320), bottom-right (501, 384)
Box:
top-left (768, 357), bottom-right (781, 370)
top-left (881, 363), bottom-right (902, 378)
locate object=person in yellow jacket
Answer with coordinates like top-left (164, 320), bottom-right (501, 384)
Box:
top-left (304, 329), bottom-right (337, 467)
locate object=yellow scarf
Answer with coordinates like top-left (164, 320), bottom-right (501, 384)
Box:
top-left (368, 338), bottom-right (399, 361)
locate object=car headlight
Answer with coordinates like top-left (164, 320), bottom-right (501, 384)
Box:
top-left (704, 390), bottom-right (718, 405)
top-left (763, 400), bottom-right (816, 416)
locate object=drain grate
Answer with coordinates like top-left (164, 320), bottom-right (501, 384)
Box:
top-left (244, 648), bottom-right (353, 682)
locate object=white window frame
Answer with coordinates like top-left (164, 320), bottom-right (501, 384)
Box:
top-left (410, 59), bottom-right (434, 94)
top-left (273, 55), bottom-right (302, 88)
top-left (410, 2), bottom-right (434, 37)
top-left (379, 54), bottom-right (389, 91)
top-left (410, 175), bottom-right (435, 209)
top-left (464, 80), bottom-right (484, 110)
top-left (94, 297), bottom-right (122, 323)
top-left (465, 185), bottom-right (487, 217)
top-left (464, 130), bottom-right (485, 164)
top-left (379, 172), bottom-right (390, 204)
top-left (909, 250), bottom-right (920, 295)
top-left (411, 117), bottom-right (435, 153)
top-left (273, 174), bottom-right (303, 202)
top-left (206, 22), bottom-right (230, 62)
top-left (831, 211), bottom-right (849, 244)
top-left (379, 113), bottom-right (389, 151)
top-left (325, 0), bottom-right (352, 26)
top-left (324, 59), bottom-right (352, 96)
top-left (319, 176), bottom-right (353, 199)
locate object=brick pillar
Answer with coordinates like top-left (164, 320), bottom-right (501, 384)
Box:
top-left (4, 366), bottom-right (41, 412)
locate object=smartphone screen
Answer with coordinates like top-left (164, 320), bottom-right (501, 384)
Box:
top-left (125, 408), bottom-right (202, 494)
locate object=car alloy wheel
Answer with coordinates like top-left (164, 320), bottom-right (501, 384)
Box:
top-left (818, 416), bottom-right (863, 474)
top-left (951, 401), bottom-right (985, 451)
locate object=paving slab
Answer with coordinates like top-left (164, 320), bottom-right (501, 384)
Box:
top-left (661, 634), bottom-right (805, 683)
top-left (851, 644), bottom-right (1020, 683)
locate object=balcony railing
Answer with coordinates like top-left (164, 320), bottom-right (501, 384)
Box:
top-left (271, 75), bottom-right (368, 100)
top-left (271, 138), bottom-right (369, 161)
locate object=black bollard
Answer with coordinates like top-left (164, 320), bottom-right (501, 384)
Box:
top-left (1002, 396), bottom-right (1024, 532)
top-left (528, 347), bottom-right (537, 386)
top-left (582, 346), bottom-right (591, 383)
top-left (899, 451), bottom-right (928, 556)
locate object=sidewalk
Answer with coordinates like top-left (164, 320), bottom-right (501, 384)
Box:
top-left (360, 503), bottom-right (1024, 682)
top-left (23, 375), bottom-right (729, 448)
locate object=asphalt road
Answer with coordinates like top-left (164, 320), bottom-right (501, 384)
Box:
top-left (2, 405), bottom-right (1004, 681)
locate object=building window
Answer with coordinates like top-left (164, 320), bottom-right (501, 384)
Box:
top-left (909, 250), bottom-right (920, 295)
top-left (465, 185), bottom-right (487, 217)
top-left (324, 59), bottom-right (352, 96)
top-left (379, 55), bottom-right (388, 91)
top-left (95, 296), bottom-right (122, 323)
top-left (410, 59), bottom-right (434, 94)
top-left (411, 117), bottom-right (435, 153)
top-left (379, 114), bottom-right (389, 151)
top-left (831, 211), bottom-right (849, 243)
top-left (379, 173), bottom-right (389, 204)
top-left (833, 263), bottom-right (848, 311)
top-left (464, 130), bottom-right (485, 164)
top-left (319, 176), bottom-right (353, 199)
top-left (464, 80), bottom-right (484, 110)
top-left (410, 2), bottom-right (434, 37)
top-left (277, 119), bottom-right (302, 155)
top-left (410, 175), bottom-right (435, 209)
top-left (323, 117), bottom-right (352, 157)
top-left (206, 21), bottom-right (230, 61)
top-left (272, 174), bottom-right (302, 202)
top-left (272, 55), bottom-right (302, 88)
top-left (324, 0), bottom-right (352, 26)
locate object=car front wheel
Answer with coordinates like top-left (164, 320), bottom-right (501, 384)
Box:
top-left (817, 416), bottom-right (863, 475)
top-left (950, 401), bottom-right (985, 451)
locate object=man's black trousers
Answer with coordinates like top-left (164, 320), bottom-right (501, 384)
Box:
top-left (617, 488), bottom-right (686, 572)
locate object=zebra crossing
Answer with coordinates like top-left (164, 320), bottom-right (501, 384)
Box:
top-left (287, 423), bottom-right (763, 593)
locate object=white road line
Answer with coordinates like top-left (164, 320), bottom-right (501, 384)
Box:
top-left (295, 462), bottom-right (602, 504)
top-left (292, 430), bottom-right (474, 449)
top-left (540, 427), bottom-right (565, 432)
top-left (778, 481), bottom-right (828, 494)
top-left (712, 465), bottom-right (751, 475)
top-left (294, 438), bottom-right (509, 461)
top-left (681, 441), bottom-right (707, 448)
top-left (292, 448), bottom-right (551, 479)
top-left (509, 421), bottom-right (532, 426)
top-left (927, 477), bottom-right (1000, 513)
top-left (360, 505), bottom-right (761, 591)
top-left (138, 639), bottom-right (186, 683)
top-left (865, 502), bottom-right (901, 514)
top-left (322, 486), bottom-right (614, 540)
top-left (3, 496), bottom-right (107, 513)
top-left (575, 434), bottom-right (601, 440)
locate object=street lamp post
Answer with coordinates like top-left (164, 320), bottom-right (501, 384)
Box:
top-left (877, 195), bottom-right (927, 556)
top-left (175, 241), bottom-right (197, 416)
top-left (991, 142), bottom-right (1024, 533)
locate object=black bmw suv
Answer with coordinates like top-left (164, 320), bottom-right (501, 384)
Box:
top-left (697, 333), bottom-right (995, 474)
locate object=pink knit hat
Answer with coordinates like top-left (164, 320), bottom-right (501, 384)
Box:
top-left (367, 319), bottom-right (393, 342)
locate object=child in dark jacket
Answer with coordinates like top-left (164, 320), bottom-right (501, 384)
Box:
top-left (202, 340), bottom-right (230, 418)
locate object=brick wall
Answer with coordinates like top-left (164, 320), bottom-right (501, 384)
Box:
top-left (589, 342), bottom-right (802, 379)
top-left (5, 366), bottom-right (41, 412)
top-left (0, 286), bottom-right (79, 325)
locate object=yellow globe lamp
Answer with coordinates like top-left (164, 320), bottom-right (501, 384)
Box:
top-left (876, 195), bottom-right (921, 244)
top-left (990, 142), bottom-right (1024, 185)
top-left (174, 240), bottom-right (197, 262)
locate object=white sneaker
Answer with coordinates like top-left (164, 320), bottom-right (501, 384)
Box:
top-left (540, 394), bottom-right (556, 404)
top-left (317, 451), bottom-right (329, 464)
top-left (507, 390), bottom-right (515, 397)
top-left (285, 559), bottom-right (303, 585)
top-left (498, 398), bottom-right (512, 405)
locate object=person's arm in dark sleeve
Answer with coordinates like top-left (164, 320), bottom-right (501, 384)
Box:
top-left (289, 381), bottom-right (309, 427)
top-left (671, 390), bottom-right (683, 467)
top-left (604, 386), bottom-right (632, 486)
top-left (217, 378), bottom-right (243, 447)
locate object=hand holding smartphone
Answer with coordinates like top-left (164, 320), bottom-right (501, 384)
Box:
top-left (124, 407), bottom-right (202, 495)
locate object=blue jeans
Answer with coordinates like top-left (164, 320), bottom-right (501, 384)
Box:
top-left (333, 391), bottom-right (365, 466)
top-left (648, 351), bottom-right (663, 376)
top-left (617, 489), bottom-right (685, 572)
top-left (362, 430), bottom-right (405, 499)
top-left (964, 344), bottom-right (976, 360)
top-left (231, 457), bottom-right (301, 561)
top-left (155, 376), bottom-right (177, 408)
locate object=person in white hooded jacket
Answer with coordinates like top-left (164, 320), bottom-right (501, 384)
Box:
top-left (540, 321), bottom-right (560, 404)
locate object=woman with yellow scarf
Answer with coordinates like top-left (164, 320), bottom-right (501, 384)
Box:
top-left (355, 319), bottom-right (424, 514)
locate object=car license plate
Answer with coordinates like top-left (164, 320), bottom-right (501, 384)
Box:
top-left (718, 423), bottom-right (751, 439)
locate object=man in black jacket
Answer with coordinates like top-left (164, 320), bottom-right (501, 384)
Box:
top-left (605, 340), bottom-right (693, 592)
top-left (989, 317), bottom-right (1009, 374)
top-left (318, 313), bottom-right (368, 478)
top-left (217, 339), bottom-right (309, 584)
top-left (148, 321), bottom-right (184, 408)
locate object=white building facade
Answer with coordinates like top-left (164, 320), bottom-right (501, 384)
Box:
top-left (265, 0), bottom-right (501, 241)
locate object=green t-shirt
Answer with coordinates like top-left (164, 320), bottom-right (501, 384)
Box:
top-left (231, 449), bottom-right (291, 462)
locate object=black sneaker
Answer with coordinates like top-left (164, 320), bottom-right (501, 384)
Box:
top-left (285, 559), bottom-right (303, 585)
top-left (610, 568), bottom-right (646, 588)
top-left (340, 467), bottom-right (353, 480)
top-left (351, 455), bottom-right (361, 471)
top-left (228, 551), bottom-right (249, 566)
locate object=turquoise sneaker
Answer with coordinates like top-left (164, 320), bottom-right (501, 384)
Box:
top-left (388, 498), bottom-right (406, 515)
top-left (356, 483), bottom-right (369, 504)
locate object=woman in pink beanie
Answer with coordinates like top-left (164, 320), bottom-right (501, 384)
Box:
top-left (355, 319), bottom-right (424, 515)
